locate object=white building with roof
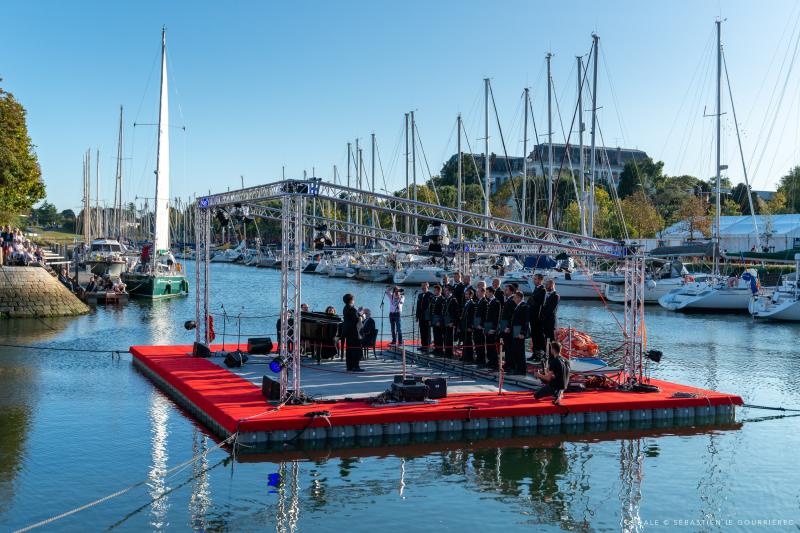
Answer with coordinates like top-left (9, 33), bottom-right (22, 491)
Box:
top-left (659, 214), bottom-right (800, 252)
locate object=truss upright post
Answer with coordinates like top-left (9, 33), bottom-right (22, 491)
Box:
top-left (279, 192), bottom-right (304, 402)
top-left (622, 253), bottom-right (645, 388)
top-left (195, 204), bottom-right (211, 344)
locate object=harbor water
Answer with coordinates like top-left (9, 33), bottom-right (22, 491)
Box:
top-left (1, 262), bottom-right (799, 531)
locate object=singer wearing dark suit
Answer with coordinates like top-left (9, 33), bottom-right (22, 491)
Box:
top-left (540, 279), bottom-right (560, 346)
top-left (485, 286), bottom-right (501, 370)
top-left (527, 273), bottom-right (546, 356)
top-left (461, 287), bottom-right (476, 363)
top-left (416, 282), bottom-right (433, 351)
top-left (474, 287), bottom-right (488, 366)
top-left (430, 285), bottom-right (445, 356)
top-left (509, 291), bottom-right (529, 375)
top-left (443, 286), bottom-right (460, 358)
top-left (499, 285), bottom-right (516, 371)
top-left (342, 293), bottom-right (364, 372)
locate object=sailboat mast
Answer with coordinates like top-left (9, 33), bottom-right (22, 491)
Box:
top-left (546, 53), bottom-right (553, 229)
top-left (589, 34), bottom-right (599, 237)
top-left (411, 110), bottom-right (418, 236)
top-left (153, 26), bottom-right (171, 259)
top-left (483, 78), bottom-right (490, 230)
top-left (522, 88), bottom-right (528, 225)
top-left (577, 55), bottom-right (586, 236)
top-left (115, 105), bottom-right (124, 240)
top-left (95, 149), bottom-right (100, 237)
top-left (714, 19), bottom-right (722, 276)
top-left (404, 113), bottom-right (410, 234)
top-left (346, 142), bottom-right (352, 244)
top-left (457, 113), bottom-right (463, 242)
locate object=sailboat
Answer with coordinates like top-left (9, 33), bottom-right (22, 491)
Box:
top-left (122, 28), bottom-right (188, 299)
top-left (658, 20), bottom-right (760, 313)
top-left (750, 255), bottom-right (800, 320)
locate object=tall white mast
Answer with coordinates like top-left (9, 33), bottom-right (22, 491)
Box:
top-left (114, 105), bottom-right (124, 240)
top-left (577, 55), bottom-right (586, 236)
top-left (95, 148), bottom-right (100, 237)
top-left (589, 34), bottom-right (599, 237)
top-left (714, 19), bottom-right (722, 276)
top-left (346, 142), bottom-right (352, 244)
top-left (483, 78), bottom-right (490, 229)
top-left (546, 53), bottom-right (553, 229)
top-left (404, 113), bottom-right (410, 234)
top-left (457, 113), bottom-right (463, 242)
top-left (522, 88), bottom-right (529, 225)
top-left (153, 26), bottom-right (171, 256)
top-left (411, 110), bottom-right (418, 235)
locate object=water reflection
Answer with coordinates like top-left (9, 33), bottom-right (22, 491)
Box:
top-left (618, 439), bottom-right (644, 533)
top-left (148, 390), bottom-right (170, 531)
top-left (188, 429), bottom-right (210, 531)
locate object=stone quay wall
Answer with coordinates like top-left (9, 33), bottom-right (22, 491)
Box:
top-left (0, 266), bottom-right (89, 318)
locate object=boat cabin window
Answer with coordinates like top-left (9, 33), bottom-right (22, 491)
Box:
top-left (91, 244), bottom-right (122, 252)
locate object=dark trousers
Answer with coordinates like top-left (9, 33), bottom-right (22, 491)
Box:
top-left (531, 321), bottom-right (545, 353)
top-left (419, 319), bottom-right (431, 349)
top-left (473, 329), bottom-right (486, 365)
top-left (389, 312), bottom-right (402, 344)
top-left (433, 323), bottom-right (444, 356)
top-left (486, 331), bottom-right (498, 369)
top-left (345, 337), bottom-right (362, 370)
top-left (462, 329), bottom-right (474, 362)
top-left (444, 325), bottom-right (455, 358)
top-left (542, 319), bottom-right (556, 346)
top-left (509, 337), bottom-right (527, 375)
top-left (534, 382), bottom-right (564, 401)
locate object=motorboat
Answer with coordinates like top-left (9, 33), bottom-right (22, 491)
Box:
top-left (325, 254), bottom-right (357, 278)
top-left (81, 238), bottom-right (128, 278)
top-left (354, 252), bottom-right (394, 283)
top-left (393, 253), bottom-right (454, 285)
top-left (658, 269), bottom-right (761, 312)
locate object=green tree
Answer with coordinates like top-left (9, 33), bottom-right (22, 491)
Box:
top-left (60, 209), bottom-right (76, 233)
top-left (677, 195), bottom-right (710, 238)
top-left (437, 153), bottom-right (481, 188)
top-left (763, 190), bottom-right (787, 215)
top-left (0, 83), bottom-right (45, 224)
top-left (32, 200), bottom-right (61, 227)
top-left (777, 166), bottom-right (800, 212)
top-left (620, 191), bottom-right (663, 237)
top-left (617, 157), bottom-right (664, 198)
top-left (731, 182), bottom-right (761, 215)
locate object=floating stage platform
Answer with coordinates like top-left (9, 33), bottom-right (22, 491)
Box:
top-left (130, 343), bottom-right (743, 452)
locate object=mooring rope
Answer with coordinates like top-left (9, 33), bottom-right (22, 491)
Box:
top-left (12, 432), bottom-right (238, 533)
top-left (742, 403), bottom-right (800, 413)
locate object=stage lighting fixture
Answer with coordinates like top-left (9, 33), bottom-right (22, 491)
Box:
top-left (646, 349), bottom-right (663, 363)
top-left (269, 356), bottom-right (288, 373)
top-left (215, 208), bottom-right (231, 227)
top-left (184, 320), bottom-right (197, 330)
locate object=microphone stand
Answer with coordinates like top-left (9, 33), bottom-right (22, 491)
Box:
top-left (221, 304), bottom-right (228, 355)
top-left (380, 288), bottom-right (386, 355)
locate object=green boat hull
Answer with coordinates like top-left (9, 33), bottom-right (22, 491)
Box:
top-left (121, 272), bottom-right (189, 299)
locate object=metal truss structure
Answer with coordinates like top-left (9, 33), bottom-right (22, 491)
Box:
top-left (195, 178), bottom-right (641, 400)
top-left (621, 255), bottom-right (647, 387)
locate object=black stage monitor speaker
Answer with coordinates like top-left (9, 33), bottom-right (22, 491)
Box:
top-left (391, 382), bottom-right (428, 402)
top-left (193, 342), bottom-right (212, 358)
top-left (424, 377), bottom-right (447, 399)
top-left (248, 337), bottom-right (274, 355)
top-left (224, 351), bottom-right (249, 368)
top-left (262, 375), bottom-right (281, 401)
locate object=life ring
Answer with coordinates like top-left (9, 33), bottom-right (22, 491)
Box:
top-left (727, 277), bottom-right (737, 288)
top-left (684, 275), bottom-right (695, 283)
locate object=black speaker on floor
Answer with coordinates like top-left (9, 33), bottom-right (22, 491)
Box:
top-left (248, 337), bottom-right (274, 355)
top-left (193, 342), bottom-right (211, 358)
top-left (424, 377), bottom-right (447, 399)
top-left (262, 375), bottom-right (281, 401)
top-left (224, 351), bottom-right (249, 368)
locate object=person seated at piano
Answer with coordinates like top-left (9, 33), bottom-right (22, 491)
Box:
top-left (360, 308), bottom-right (378, 359)
top-left (325, 306), bottom-right (337, 316)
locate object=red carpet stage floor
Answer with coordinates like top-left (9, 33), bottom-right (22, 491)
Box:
top-left (130, 344), bottom-right (743, 448)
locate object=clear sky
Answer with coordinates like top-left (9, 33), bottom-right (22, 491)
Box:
top-left (3, 0), bottom-right (800, 213)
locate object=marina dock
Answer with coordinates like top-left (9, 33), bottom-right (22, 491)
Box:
top-left (130, 343), bottom-right (742, 452)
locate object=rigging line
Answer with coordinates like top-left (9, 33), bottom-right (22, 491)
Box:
top-left (460, 120), bottom-right (488, 205)
top-left (600, 45), bottom-right (628, 146)
top-left (412, 119), bottom-right (441, 205)
top-left (488, 82), bottom-right (523, 218)
top-left (551, 72), bottom-right (582, 207)
top-left (375, 136), bottom-right (389, 194)
top-left (722, 50), bottom-right (760, 229)
top-left (661, 28), bottom-right (716, 163)
top-left (384, 117), bottom-right (406, 192)
top-left (749, 12), bottom-right (800, 182)
top-left (595, 120), bottom-right (629, 240)
top-left (676, 38), bottom-right (715, 173)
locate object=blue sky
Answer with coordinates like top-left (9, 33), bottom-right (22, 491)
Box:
top-left (3, 0), bottom-right (800, 212)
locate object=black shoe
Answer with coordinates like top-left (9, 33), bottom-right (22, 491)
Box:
top-left (353, 368), bottom-right (365, 372)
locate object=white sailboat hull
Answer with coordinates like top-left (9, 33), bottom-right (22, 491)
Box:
top-left (750, 294), bottom-right (800, 321)
top-left (658, 283), bottom-right (754, 312)
top-left (393, 267), bottom-right (454, 285)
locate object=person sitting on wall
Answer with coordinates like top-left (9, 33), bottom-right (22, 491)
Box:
top-left (534, 341), bottom-right (571, 405)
